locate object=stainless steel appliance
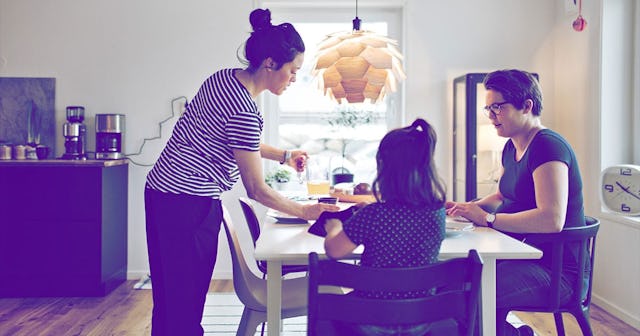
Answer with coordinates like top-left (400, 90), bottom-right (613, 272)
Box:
top-left (95, 114), bottom-right (125, 160)
top-left (61, 106), bottom-right (87, 160)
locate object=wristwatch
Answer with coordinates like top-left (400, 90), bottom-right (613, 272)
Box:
top-left (280, 150), bottom-right (291, 164)
top-left (485, 212), bottom-right (496, 228)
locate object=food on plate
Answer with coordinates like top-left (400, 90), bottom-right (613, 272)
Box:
top-left (353, 182), bottom-right (372, 195)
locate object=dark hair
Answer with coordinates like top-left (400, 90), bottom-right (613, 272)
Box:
top-left (483, 69), bottom-right (543, 116)
top-left (372, 118), bottom-right (446, 207)
top-left (241, 8), bottom-right (305, 73)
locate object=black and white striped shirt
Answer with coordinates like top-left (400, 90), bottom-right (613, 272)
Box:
top-left (146, 68), bottom-right (263, 198)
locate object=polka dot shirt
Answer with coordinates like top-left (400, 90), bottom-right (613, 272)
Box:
top-left (343, 201), bottom-right (446, 299)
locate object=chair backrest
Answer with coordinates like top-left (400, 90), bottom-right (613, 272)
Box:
top-left (220, 204), bottom-right (265, 311)
top-left (307, 250), bottom-right (483, 336)
top-left (519, 215), bottom-right (600, 311)
top-left (238, 197), bottom-right (261, 248)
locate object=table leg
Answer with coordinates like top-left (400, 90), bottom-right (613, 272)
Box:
top-left (482, 258), bottom-right (497, 336)
top-left (266, 260), bottom-right (282, 336)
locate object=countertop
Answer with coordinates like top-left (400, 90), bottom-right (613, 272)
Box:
top-left (0, 158), bottom-right (129, 167)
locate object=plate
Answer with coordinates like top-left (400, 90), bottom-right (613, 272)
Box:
top-left (267, 210), bottom-right (309, 224)
top-left (445, 222), bottom-right (473, 238)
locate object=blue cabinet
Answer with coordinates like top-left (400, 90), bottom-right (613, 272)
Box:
top-left (0, 160), bottom-right (128, 297)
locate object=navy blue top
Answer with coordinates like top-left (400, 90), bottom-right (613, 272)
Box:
top-left (498, 129), bottom-right (585, 274)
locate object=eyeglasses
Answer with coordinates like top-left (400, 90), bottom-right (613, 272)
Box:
top-left (483, 101), bottom-right (510, 117)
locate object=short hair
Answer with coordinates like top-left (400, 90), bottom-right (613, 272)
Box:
top-left (241, 8), bottom-right (305, 72)
top-left (372, 118), bottom-right (446, 207)
top-left (483, 69), bottom-right (543, 116)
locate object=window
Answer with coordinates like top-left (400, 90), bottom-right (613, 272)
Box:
top-left (258, 4), bottom-right (405, 185)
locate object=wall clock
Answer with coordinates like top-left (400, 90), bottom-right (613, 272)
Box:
top-left (600, 164), bottom-right (640, 216)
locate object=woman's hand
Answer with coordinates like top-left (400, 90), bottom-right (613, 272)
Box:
top-left (446, 201), bottom-right (488, 226)
top-left (288, 150), bottom-right (307, 173)
top-left (301, 203), bottom-right (339, 220)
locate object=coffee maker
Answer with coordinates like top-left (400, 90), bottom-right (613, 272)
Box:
top-left (61, 106), bottom-right (87, 160)
top-left (95, 114), bottom-right (125, 160)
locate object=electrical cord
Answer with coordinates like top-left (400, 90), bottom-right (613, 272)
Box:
top-left (125, 96), bottom-right (188, 167)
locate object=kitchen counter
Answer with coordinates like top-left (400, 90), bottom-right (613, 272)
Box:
top-left (0, 158), bottom-right (128, 167)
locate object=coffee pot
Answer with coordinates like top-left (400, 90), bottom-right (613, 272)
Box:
top-left (61, 106), bottom-right (87, 160)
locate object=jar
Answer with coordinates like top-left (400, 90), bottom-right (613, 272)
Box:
top-left (0, 145), bottom-right (11, 160)
top-left (13, 145), bottom-right (26, 160)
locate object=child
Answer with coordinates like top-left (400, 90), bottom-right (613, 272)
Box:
top-left (323, 118), bottom-right (447, 335)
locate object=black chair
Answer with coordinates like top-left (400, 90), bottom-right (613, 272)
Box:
top-left (497, 216), bottom-right (600, 336)
top-left (238, 197), bottom-right (308, 277)
top-left (307, 250), bottom-right (483, 336)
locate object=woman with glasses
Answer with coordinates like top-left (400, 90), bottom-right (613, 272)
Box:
top-left (446, 69), bottom-right (585, 336)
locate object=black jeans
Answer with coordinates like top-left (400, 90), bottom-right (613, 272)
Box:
top-left (145, 188), bottom-right (222, 336)
top-left (496, 260), bottom-right (574, 335)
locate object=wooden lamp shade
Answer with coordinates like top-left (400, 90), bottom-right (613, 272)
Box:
top-left (312, 29), bottom-right (405, 104)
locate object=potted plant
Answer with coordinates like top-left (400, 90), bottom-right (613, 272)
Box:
top-left (326, 106), bottom-right (376, 185)
top-left (265, 168), bottom-right (292, 190)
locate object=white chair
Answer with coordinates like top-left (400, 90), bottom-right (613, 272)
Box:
top-left (220, 205), bottom-right (307, 336)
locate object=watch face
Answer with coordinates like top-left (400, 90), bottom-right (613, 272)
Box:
top-left (601, 165), bottom-right (640, 216)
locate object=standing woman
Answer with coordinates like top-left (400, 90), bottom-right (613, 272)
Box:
top-left (446, 69), bottom-right (585, 336)
top-left (144, 8), bottom-right (338, 335)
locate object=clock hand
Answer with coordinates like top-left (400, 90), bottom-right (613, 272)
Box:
top-left (615, 181), bottom-right (640, 201)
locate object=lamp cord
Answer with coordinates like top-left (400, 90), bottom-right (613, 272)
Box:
top-left (125, 96), bottom-right (188, 167)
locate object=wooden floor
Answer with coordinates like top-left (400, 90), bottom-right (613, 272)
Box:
top-left (0, 280), bottom-right (637, 336)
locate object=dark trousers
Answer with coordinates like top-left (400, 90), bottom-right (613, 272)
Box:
top-left (496, 260), bottom-right (574, 335)
top-left (144, 188), bottom-right (222, 336)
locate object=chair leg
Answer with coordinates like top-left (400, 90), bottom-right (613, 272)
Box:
top-left (237, 308), bottom-right (263, 336)
top-left (573, 309), bottom-right (594, 336)
top-left (259, 321), bottom-right (266, 336)
top-left (553, 312), bottom-right (566, 336)
top-left (496, 309), bottom-right (510, 336)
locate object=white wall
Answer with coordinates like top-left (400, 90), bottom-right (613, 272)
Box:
top-left (2, 0), bottom-right (638, 328)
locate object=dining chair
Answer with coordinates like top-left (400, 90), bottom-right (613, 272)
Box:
top-left (497, 216), bottom-right (600, 336)
top-left (238, 197), bottom-right (308, 277)
top-left (220, 205), bottom-right (308, 336)
top-left (307, 249), bottom-right (483, 336)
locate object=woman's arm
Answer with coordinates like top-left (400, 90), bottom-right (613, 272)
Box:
top-left (324, 219), bottom-right (358, 259)
top-left (259, 143), bottom-right (307, 172)
top-left (233, 148), bottom-right (338, 220)
top-left (446, 161), bottom-right (568, 233)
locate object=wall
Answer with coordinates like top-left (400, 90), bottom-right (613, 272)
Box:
top-left (592, 0), bottom-right (640, 329)
top-left (2, 0), bottom-right (638, 328)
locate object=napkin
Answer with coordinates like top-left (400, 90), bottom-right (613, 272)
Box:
top-left (308, 206), bottom-right (358, 237)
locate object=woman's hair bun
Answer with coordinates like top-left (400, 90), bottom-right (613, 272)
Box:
top-left (250, 8), bottom-right (272, 32)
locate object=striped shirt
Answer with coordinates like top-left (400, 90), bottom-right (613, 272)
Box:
top-left (146, 68), bottom-right (263, 198)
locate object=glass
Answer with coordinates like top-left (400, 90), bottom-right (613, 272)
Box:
top-left (483, 101), bottom-right (510, 117)
top-left (305, 157), bottom-right (330, 195)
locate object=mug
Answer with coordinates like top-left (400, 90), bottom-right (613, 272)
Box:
top-left (318, 197), bottom-right (338, 205)
top-left (36, 145), bottom-right (50, 160)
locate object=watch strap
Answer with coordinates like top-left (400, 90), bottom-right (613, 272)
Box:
top-left (280, 150), bottom-right (291, 164)
top-left (486, 212), bottom-right (496, 228)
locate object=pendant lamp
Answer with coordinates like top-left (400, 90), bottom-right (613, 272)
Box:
top-left (311, 0), bottom-right (406, 104)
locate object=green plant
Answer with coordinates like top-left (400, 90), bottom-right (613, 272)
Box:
top-left (325, 107), bottom-right (378, 170)
top-left (265, 168), bottom-right (292, 187)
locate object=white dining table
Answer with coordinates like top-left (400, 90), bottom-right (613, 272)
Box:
top-left (254, 213), bottom-right (542, 336)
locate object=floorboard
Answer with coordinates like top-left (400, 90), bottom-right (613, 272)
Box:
top-left (0, 280), bottom-right (637, 335)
